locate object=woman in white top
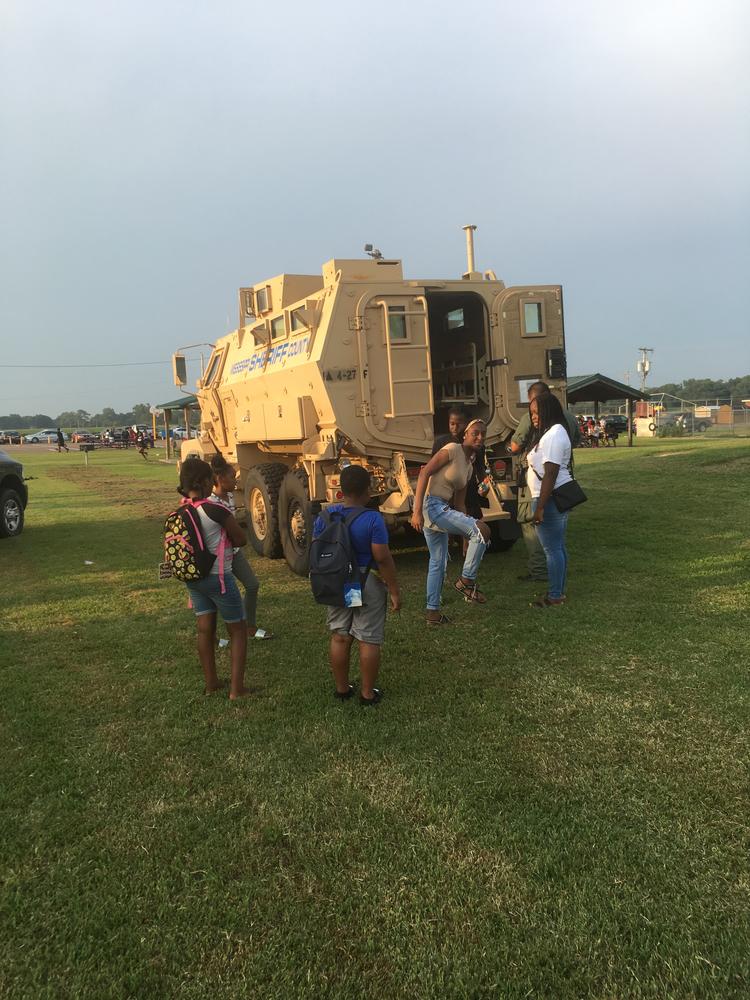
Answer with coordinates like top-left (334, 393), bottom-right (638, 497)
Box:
top-left (410, 419), bottom-right (491, 623)
top-left (527, 393), bottom-right (573, 607)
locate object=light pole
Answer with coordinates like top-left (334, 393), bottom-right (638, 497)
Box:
top-left (636, 348), bottom-right (653, 394)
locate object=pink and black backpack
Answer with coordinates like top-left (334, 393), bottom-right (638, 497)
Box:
top-left (163, 498), bottom-right (227, 589)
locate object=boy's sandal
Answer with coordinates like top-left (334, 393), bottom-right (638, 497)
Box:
top-left (454, 580), bottom-right (487, 604)
top-left (531, 596), bottom-right (566, 608)
top-left (426, 614), bottom-right (452, 626)
top-left (334, 684), bottom-right (355, 701)
top-left (250, 627), bottom-right (274, 640)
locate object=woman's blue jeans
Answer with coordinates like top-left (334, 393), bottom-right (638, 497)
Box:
top-left (423, 496), bottom-right (488, 611)
top-left (532, 498), bottom-right (569, 600)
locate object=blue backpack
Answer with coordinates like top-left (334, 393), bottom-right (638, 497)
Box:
top-left (309, 507), bottom-right (370, 607)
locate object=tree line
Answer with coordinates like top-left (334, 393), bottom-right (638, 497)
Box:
top-left (0, 404), bottom-right (154, 431)
top-left (3, 375), bottom-right (749, 431)
top-left (649, 375), bottom-right (750, 401)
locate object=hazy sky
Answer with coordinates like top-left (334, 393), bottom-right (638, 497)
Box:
top-left (2, 0), bottom-right (749, 417)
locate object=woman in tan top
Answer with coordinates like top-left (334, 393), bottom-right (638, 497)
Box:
top-left (411, 419), bottom-right (491, 623)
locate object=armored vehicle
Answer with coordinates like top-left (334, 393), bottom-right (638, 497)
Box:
top-left (174, 227), bottom-right (568, 574)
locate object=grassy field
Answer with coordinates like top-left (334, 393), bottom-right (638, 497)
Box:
top-left (1, 439), bottom-right (749, 999)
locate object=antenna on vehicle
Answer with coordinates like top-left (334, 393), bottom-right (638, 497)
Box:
top-left (364, 243), bottom-right (384, 260)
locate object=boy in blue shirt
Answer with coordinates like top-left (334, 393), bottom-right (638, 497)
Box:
top-left (312, 465), bottom-right (401, 705)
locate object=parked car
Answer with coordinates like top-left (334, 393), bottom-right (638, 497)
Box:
top-left (0, 449), bottom-right (28, 537)
top-left (24, 429), bottom-right (67, 444)
top-left (71, 431), bottom-right (97, 444)
top-left (602, 414), bottom-right (629, 435)
top-left (0, 430), bottom-right (22, 445)
top-left (660, 412), bottom-right (712, 433)
top-left (674, 412), bottom-right (712, 433)
top-left (171, 426), bottom-right (196, 440)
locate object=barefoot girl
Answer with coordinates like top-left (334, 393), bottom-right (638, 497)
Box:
top-left (410, 418), bottom-right (491, 624)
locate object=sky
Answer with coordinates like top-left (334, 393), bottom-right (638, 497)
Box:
top-left (1, 0), bottom-right (749, 417)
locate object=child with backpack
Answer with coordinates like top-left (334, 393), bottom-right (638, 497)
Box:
top-left (310, 464), bottom-right (401, 706)
top-left (168, 457), bottom-right (250, 699)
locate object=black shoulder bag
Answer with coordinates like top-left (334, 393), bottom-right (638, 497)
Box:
top-left (531, 456), bottom-right (588, 512)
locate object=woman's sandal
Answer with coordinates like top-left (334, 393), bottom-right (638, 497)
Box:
top-left (454, 579), bottom-right (487, 604)
top-left (426, 614), bottom-right (452, 626)
top-left (334, 684), bottom-right (355, 701)
top-left (250, 627), bottom-right (274, 640)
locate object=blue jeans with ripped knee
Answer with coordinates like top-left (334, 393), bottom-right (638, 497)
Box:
top-left (423, 496), bottom-right (488, 611)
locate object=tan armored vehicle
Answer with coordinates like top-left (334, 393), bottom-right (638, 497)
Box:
top-left (174, 227), bottom-right (568, 574)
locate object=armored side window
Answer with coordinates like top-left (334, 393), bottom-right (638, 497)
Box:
top-left (256, 286), bottom-right (272, 313)
top-left (388, 305), bottom-right (408, 342)
top-left (516, 376), bottom-right (543, 406)
top-left (250, 321), bottom-right (268, 346)
top-left (445, 308), bottom-right (465, 331)
top-left (290, 309), bottom-right (307, 332)
top-left (270, 315), bottom-right (286, 340)
top-left (202, 349), bottom-right (223, 386)
top-left (521, 300), bottom-right (545, 337)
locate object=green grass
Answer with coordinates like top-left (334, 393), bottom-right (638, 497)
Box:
top-left (1, 439), bottom-right (749, 999)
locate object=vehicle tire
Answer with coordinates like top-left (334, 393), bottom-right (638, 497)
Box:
top-left (244, 464), bottom-right (286, 559)
top-left (278, 468), bottom-right (314, 576)
top-left (697, 422), bottom-right (708, 433)
top-left (648, 422), bottom-right (656, 432)
top-left (489, 519), bottom-right (519, 552)
top-left (0, 488), bottom-right (24, 537)
top-left (30, 436), bottom-right (40, 444)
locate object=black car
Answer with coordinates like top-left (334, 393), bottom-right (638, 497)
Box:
top-left (602, 414), bottom-right (629, 435)
top-left (0, 430), bottom-right (22, 445)
top-left (0, 449), bottom-right (28, 537)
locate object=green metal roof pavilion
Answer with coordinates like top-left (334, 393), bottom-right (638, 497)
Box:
top-left (157, 394), bottom-right (199, 411)
top-left (566, 374), bottom-right (645, 404)
top-left (566, 374), bottom-right (644, 446)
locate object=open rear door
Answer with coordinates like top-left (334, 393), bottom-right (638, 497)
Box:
top-left (372, 295), bottom-right (433, 418)
top-left (490, 286), bottom-right (566, 429)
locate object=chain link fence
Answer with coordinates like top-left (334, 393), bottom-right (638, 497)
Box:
top-left (650, 403), bottom-right (750, 438)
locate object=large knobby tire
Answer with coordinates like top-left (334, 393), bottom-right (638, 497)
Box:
top-left (489, 519), bottom-right (520, 552)
top-left (244, 464), bottom-right (286, 559)
top-left (278, 468), bottom-right (314, 576)
top-left (0, 488), bottom-right (24, 537)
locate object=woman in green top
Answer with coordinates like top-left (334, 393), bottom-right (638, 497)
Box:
top-left (410, 419), bottom-right (491, 623)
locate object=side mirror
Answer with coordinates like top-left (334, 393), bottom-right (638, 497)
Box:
top-left (172, 353), bottom-right (187, 387)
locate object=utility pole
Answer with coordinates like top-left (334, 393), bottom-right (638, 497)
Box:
top-left (624, 371), bottom-right (631, 385)
top-left (636, 348), bottom-right (653, 394)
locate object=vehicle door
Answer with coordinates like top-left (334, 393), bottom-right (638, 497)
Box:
top-left (199, 346), bottom-right (229, 448)
top-left (355, 291), bottom-right (435, 447)
top-left (366, 294), bottom-right (433, 419)
top-left (490, 286), bottom-right (566, 428)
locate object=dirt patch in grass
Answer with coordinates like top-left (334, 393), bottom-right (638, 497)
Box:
top-left (47, 466), bottom-right (169, 519)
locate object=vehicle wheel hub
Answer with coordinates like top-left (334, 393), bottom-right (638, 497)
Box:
top-left (289, 501), bottom-right (306, 551)
top-left (249, 488), bottom-right (268, 540)
top-left (4, 498), bottom-right (21, 532)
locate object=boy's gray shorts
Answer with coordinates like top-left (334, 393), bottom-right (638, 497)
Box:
top-left (326, 573), bottom-right (388, 646)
